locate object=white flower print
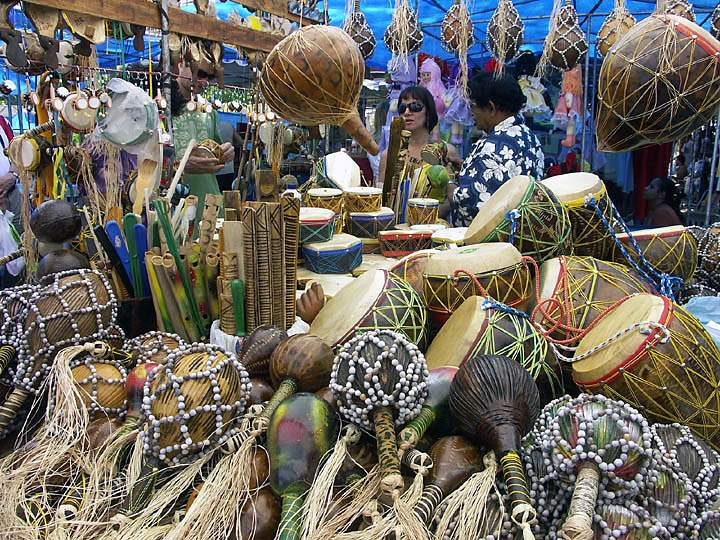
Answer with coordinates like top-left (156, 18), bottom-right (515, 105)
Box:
top-left (481, 141), bottom-right (496, 155)
top-left (468, 167), bottom-right (478, 178)
top-left (473, 181), bottom-right (492, 203)
top-left (499, 146), bottom-right (515, 161)
top-left (482, 159), bottom-right (505, 182)
top-left (504, 125), bottom-right (523, 138)
top-left (505, 160), bottom-right (522, 178)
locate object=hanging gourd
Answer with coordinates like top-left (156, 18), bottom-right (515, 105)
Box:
top-left (541, 0), bottom-right (588, 72)
top-left (441, 0), bottom-right (475, 53)
top-left (384, 0), bottom-right (424, 69)
top-left (487, 0), bottom-right (524, 71)
top-left (597, 0), bottom-right (636, 57)
top-left (343, 0), bottom-right (376, 59)
top-left (662, 0), bottom-right (696, 21)
top-left (712, 4), bottom-right (720, 39)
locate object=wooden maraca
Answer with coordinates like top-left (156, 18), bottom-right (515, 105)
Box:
top-left (398, 366), bottom-right (457, 453)
top-left (537, 394), bottom-right (652, 540)
top-left (331, 329), bottom-right (428, 496)
top-left (238, 324), bottom-right (288, 380)
top-left (449, 354), bottom-right (541, 539)
top-left (256, 333), bottom-right (333, 429)
top-left (267, 392), bottom-right (338, 540)
top-left (123, 331), bottom-right (185, 366)
top-left (413, 435), bottom-right (484, 524)
top-left (594, 503), bottom-right (671, 539)
top-left (640, 462), bottom-right (695, 537)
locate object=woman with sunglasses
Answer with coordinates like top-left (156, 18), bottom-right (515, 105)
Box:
top-left (450, 73), bottom-right (545, 227)
top-left (378, 86), bottom-right (460, 199)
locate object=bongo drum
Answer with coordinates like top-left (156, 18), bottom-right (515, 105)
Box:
top-left (302, 233), bottom-right (363, 274)
top-left (306, 188), bottom-right (344, 233)
top-left (18, 136), bottom-right (51, 172)
top-left (573, 293), bottom-right (720, 448)
top-left (310, 268), bottom-right (427, 349)
top-left (388, 249), bottom-right (440, 296)
top-left (426, 296), bottom-right (560, 400)
top-left (464, 175), bottom-right (572, 263)
top-left (611, 225), bottom-right (698, 281)
top-left (409, 223), bottom-right (447, 234)
top-left (540, 173), bottom-right (617, 259)
top-left (195, 138), bottom-right (224, 161)
top-left (531, 256), bottom-right (654, 342)
top-left (61, 92), bottom-right (97, 133)
top-left (423, 243), bottom-right (532, 328)
top-left (347, 207), bottom-right (395, 238)
top-left (299, 207), bottom-right (336, 244)
top-left (431, 227), bottom-right (467, 249)
top-left (379, 230), bottom-right (433, 258)
top-left (361, 238), bottom-right (380, 254)
top-left (343, 186), bottom-right (383, 214)
top-left (596, 14), bottom-right (720, 151)
top-left (408, 198), bottom-right (440, 226)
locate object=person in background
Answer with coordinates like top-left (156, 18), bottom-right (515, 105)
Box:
top-left (378, 85), bottom-right (460, 188)
top-left (216, 119), bottom-right (237, 191)
top-left (450, 73), bottom-right (544, 227)
top-left (672, 154), bottom-right (688, 181)
top-left (644, 176), bottom-right (683, 227)
top-left (170, 51), bottom-right (234, 224)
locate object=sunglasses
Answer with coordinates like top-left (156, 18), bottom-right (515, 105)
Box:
top-left (197, 69), bottom-right (214, 80)
top-left (398, 101), bottom-right (424, 114)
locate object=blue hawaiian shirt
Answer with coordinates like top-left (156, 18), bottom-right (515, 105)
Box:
top-left (451, 115), bottom-right (545, 227)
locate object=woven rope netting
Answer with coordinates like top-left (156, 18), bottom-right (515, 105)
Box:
top-left (442, 0), bottom-right (474, 96)
top-left (597, 0), bottom-right (636, 58)
top-left (596, 14), bottom-right (720, 152)
top-left (487, 0), bottom-right (524, 73)
top-left (539, 0), bottom-right (589, 73)
top-left (343, 0), bottom-right (376, 59)
top-left (384, 0), bottom-right (424, 71)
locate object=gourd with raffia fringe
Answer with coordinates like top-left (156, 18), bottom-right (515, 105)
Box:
top-left (597, 4), bottom-right (636, 57)
top-left (487, 0), bottom-right (524, 69)
top-left (343, 0), bottom-right (376, 59)
top-left (544, 0), bottom-right (588, 71)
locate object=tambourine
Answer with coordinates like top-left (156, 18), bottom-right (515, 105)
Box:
top-left (195, 138), bottom-right (224, 160)
top-left (18, 136), bottom-right (51, 172)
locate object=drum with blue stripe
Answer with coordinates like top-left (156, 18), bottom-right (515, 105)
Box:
top-left (302, 233), bottom-right (363, 274)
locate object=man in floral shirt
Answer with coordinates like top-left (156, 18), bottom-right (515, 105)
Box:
top-left (451, 73), bottom-right (545, 227)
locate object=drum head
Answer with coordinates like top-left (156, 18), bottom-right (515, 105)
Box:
top-left (619, 225), bottom-right (686, 240)
top-left (345, 186), bottom-right (382, 196)
top-left (310, 268), bottom-right (386, 347)
top-left (432, 227), bottom-right (467, 244)
top-left (389, 249), bottom-right (438, 294)
top-left (350, 207), bottom-right (395, 219)
top-left (304, 232), bottom-right (360, 251)
top-left (324, 151), bottom-right (361, 190)
top-left (465, 175), bottom-right (532, 245)
top-left (308, 188), bottom-right (342, 198)
top-left (19, 138), bottom-right (41, 170)
top-left (425, 295), bottom-right (490, 368)
top-left (541, 172), bottom-right (603, 204)
top-left (424, 243), bottom-right (522, 276)
top-left (62, 94), bottom-right (97, 132)
top-left (410, 224), bottom-right (446, 233)
top-left (573, 293), bottom-right (667, 384)
top-left (535, 257), bottom-right (564, 307)
top-left (409, 197), bottom-right (439, 207)
top-left (300, 207), bottom-right (335, 223)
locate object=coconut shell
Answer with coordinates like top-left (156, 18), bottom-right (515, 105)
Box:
top-left (712, 4), bottom-right (720, 39)
top-left (71, 360), bottom-right (126, 415)
top-left (384, 1), bottom-right (424, 55)
top-left (29, 200), bottom-right (82, 244)
top-left (269, 334), bottom-right (333, 391)
top-left (441, 1), bottom-right (475, 53)
top-left (597, 7), bottom-right (636, 57)
top-left (259, 26), bottom-right (378, 155)
top-left (548, 2), bottom-right (588, 71)
top-left (664, 0), bottom-right (695, 21)
top-left (296, 282), bottom-right (325, 324)
top-left (235, 487), bottom-right (282, 540)
top-left (427, 435), bottom-right (484, 495)
top-left (36, 249), bottom-right (90, 281)
top-left (239, 325), bottom-right (288, 380)
top-left (343, 9), bottom-right (376, 59)
top-left (487, 0), bottom-right (524, 65)
top-left (249, 377), bottom-right (275, 405)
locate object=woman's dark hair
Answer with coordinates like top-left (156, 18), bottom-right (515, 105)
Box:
top-left (676, 154), bottom-right (685, 164)
top-left (469, 73), bottom-right (526, 114)
top-left (653, 176), bottom-right (684, 224)
top-left (398, 85), bottom-right (438, 133)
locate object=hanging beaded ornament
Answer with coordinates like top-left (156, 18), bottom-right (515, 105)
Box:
top-left (140, 342), bottom-right (251, 466)
top-left (384, 0), bottom-right (424, 69)
top-left (0, 283), bottom-right (34, 380)
top-left (597, 4), bottom-right (636, 57)
top-left (487, 0), bottom-right (524, 70)
top-left (539, 394), bottom-right (652, 540)
top-left (331, 329), bottom-right (428, 495)
top-left (543, 0), bottom-right (588, 71)
top-left (70, 345), bottom-right (128, 419)
top-left (0, 269), bottom-right (117, 437)
top-left (123, 331), bottom-right (186, 367)
top-left (343, 0), bottom-right (376, 60)
top-left (688, 223), bottom-right (720, 292)
top-left (663, 0), bottom-right (696, 21)
top-left (712, 4), bottom-right (720, 39)
top-left (442, 0), bottom-right (475, 52)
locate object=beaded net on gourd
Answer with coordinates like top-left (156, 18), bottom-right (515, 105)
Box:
top-left (539, 0), bottom-right (588, 72)
top-left (70, 348), bottom-right (128, 419)
top-left (14, 269), bottom-right (117, 396)
top-left (640, 460), bottom-right (696, 535)
top-left (330, 329), bottom-right (428, 429)
top-left (123, 331), bottom-right (186, 367)
top-left (384, 0), bottom-right (424, 70)
top-left (596, 14), bottom-right (720, 152)
top-left (487, 0), bottom-right (524, 71)
top-left (441, 0), bottom-right (474, 98)
top-left (595, 502), bottom-right (671, 539)
top-left (687, 223), bottom-right (720, 292)
top-left (140, 343), bottom-right (251, 466)
top-left (662, 0), bottom-right (696, 21)
top-left (343, 0), bottom-right (376, 60)
top-left (713, 4), bottom-right (720, 38)
top-left (597, 2), bottom-right (636, 58)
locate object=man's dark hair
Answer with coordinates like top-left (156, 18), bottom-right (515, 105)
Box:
top-left (469, 73), bottom-right (526, 114)
top-left (398, 85), bottom-right (439, 133)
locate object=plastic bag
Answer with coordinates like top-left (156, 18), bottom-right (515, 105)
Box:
top-left (684, 296), bottom-right (720, 349)
top-left (0, 210), bottom-right (23, 276)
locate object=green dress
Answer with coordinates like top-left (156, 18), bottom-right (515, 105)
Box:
top-left (172, 106), bottom-right (222, 231)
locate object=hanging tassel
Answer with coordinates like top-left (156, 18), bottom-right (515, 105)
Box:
top-left (433, 452), bottom-right (502, 540)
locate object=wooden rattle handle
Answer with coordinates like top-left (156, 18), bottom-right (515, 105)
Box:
top-left (398, 405), bottom-right (436, 452)
top-left (0, 345), bottom-right (16, 377)
top-left (559, 461), bottom-right (600, 540)
top-left (373, 407), bottom-right (403, 495)
top-left (0, 387), bottom-right (29, 433)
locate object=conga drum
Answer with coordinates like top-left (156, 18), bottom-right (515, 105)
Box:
top-left (431, 227), bottom-right (467, 249)
top-left (596, 14), bottom-right (720, 151)
top-left (426, 295), bottom-right (561, 400)
top-left (611, 225), bottom-right (698, 281)
top-left (540, 173), bottom-right (617, 259)
top-left (423, 243), bottom-right (531, 329)
top-left (306, 188), bottom-right (344, 233)
top-left (388, 249), bottom-right (439, 296)
top-left (310, 268), bottom-right (427, 349)
top-left (299, 207), bottom-right (336, 244)
top-left (464, 175), bottom-right (572, 263)
top-left (379, 229), bottom-right (433, 257)
top-left (407, 198), bottom-right (439, 226)
top-left (302, 233), bottom-right (363, 274)
top-left (343, 186), bottom-right (383, 214)
top-left (531, 256), bottom-right (654, 342)
top-left (573, 293), bottom-right (720, 449)
top-left (346, 207), bottom-right (395, 238)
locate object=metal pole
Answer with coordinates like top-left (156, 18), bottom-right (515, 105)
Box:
top-left (589, 52), bottom-right (598, 171)
top-left (158, 0), bottom-right (173, 140)
top-left (704, 109), bottom-right (720, 225)
top-left (580, 14), bottom-right (591, 170)
top-left (15, 73), bottom-right (23, 132)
